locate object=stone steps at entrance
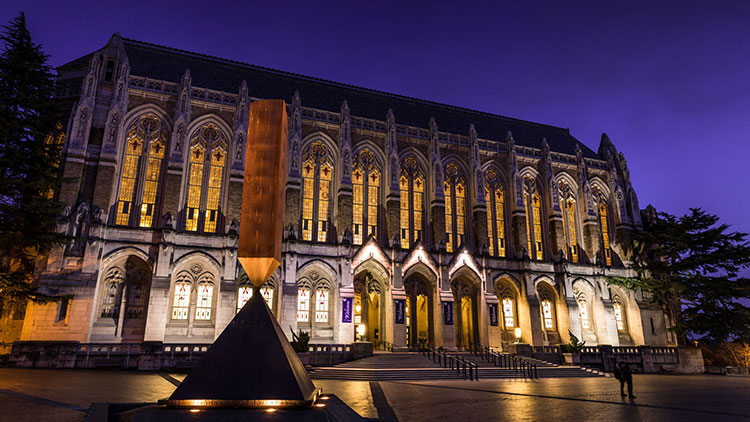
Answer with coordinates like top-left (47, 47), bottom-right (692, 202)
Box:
top-left (308, 352), bottom-right (605, 380)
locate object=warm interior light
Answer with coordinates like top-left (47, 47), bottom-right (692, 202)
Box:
top-left (315, 403), bottom-right (326, 408)
top-left (189, 409), bottom-right (200, 413)
top-left (514, 327), bottom-right (522, 339)
top-left (319, 396), bottom-right (330, 400)
top-left (355, 304), bottom-right (361, 313)
top-left (266, 408), bottom-right (277, 413)
top-left (356, 324), bottom-right (366, 337)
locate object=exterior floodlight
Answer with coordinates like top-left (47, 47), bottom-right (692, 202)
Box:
top-left (514, 327), bottom-right (522, 343)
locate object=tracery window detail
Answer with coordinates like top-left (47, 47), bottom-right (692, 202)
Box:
top-left (523, 176), bottom-right (544, 260)
top-left (185, 124), bottom-right (228, 233)
top-left (301, 142), bottom-right (333, 242)
top-left (352, 149), bottom-right (380, 245)
top-left (195, 281), bottom-right (214, 320)
top-left (172, 278), bottom-right (191, 320)
top-left (297, 286), bottom-right (311, 322)
top-left (599, 202), bottom-right (612, 266)
top-left (297, 278), bottom-right (331, 324)
top-left (613, 297), bottom-right (626, 331)
top-left (170, 269), bottom-right (216, 321)
top-left (238, 284), bottom-right (253, 312)
top-left (315, 288), bottom-right (329, 323)
top-left (578, 299), bottom-right (590, 329)
top-left (444, 163), bottom-right (466, 253)
top-left (559, 180), bottom-right (579, 263)
top-left (399, 156), bottom-right (424, 249)
top-left (484, 169), bottom-right (506, 257)
top-left (115, 114), bottom-right (168, 227)
top-left (100, 267), bottom-right (124, 318)
top-left (502, 297), bottom-right (515, 329)
top-left (541, 298), bottom-right (554, 329)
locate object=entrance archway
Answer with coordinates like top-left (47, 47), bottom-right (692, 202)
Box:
top-left (453, 279), bottom-right (479, 351)
top-left (353, 272), bottom-right (385, 347)
top-left (404, 275), bottom-right (434, 350)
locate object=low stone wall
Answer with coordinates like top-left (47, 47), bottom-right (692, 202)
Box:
top-left (6, 341), bottom-right (366, 370)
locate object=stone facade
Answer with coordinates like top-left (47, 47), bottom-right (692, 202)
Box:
top-left (18, 34), bottom-right (675, 352)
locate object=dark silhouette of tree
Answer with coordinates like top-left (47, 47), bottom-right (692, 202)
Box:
top-left (0, 12), bottom-right (67, 303)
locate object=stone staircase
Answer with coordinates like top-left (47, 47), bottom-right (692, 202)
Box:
top-left (308, 352), bottom-right (605, 381)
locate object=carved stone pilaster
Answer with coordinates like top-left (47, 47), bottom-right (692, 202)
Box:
top-left (68, 56), bottom-right (100, 152)
top-left (339, 100), bottom-right (352, 186)
top-left (169, 69), bottom-right (192, 164)
top-left (429, 117), bottom-right (444, 200)
top-left (232, 80), bottom-right (249, 171)
top-left (386, 109), bottom-right (399, 192)
top-left (102, 59), bottom-right (130, 155)
top-left (288, 90), bottom-right (302, 178)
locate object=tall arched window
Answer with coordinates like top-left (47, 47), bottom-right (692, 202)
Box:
top-left (236, 267), bottom-right (276, 312)
top-left (100, 267), bottom-right (124, 318)
top-left (301, 142), bottom-right (333, 242)
top-left (353, 149), bottom-right (380, 245)
top-left (238, 283), bottom-right (253, 312)
top-left (297, 284), bottom-right (311, 322)
top-left (502, 297), bottom-right (515, 329)
top-left (315, 287), bottom-right (330, 323)
top-left (171, 274), bottom-right (191, 320)
top-left (613, 296), bottom-right (626, 331)
top-left (185, 124), bottom-right (228, 233)
top-left (399, 156), bottom-right (425, 249)
top-left (195, 279), bottom-right (214, 320)
top-left (578, 298), bottom-right (590, 330)
top-left (115, 114), bottom-right (168, 227)
top-left (599, 202), bottom-right (612, 266)
top-left (523, 176), bottom-right (544, 260)
top-left (558, 180), bottom-right (579, 263)
top-left (485, 169), bottom-right (506, 257)
top-left (297, 278), bottom-right (331, 325)
top-left (541, 298), bottom-right (555, 329)
top-left (444, 163), bottom-right (466, 253)
top-left (169, 267), bottom-right (215, 321)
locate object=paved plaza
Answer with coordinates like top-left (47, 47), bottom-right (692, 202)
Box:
top-left (0, 368), bottom-right (748, 421)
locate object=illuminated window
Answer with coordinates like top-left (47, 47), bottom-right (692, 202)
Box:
top-left (261, 285), bottom-right (274, 310)
top-left (579, 300), bottom-right (590, 329)
top-left (297, 287), bottom-right (310, 322)
top-left (238, 285), bottom-right (253, 312)
top-left (613, 298), bottom-right (625, 331)
top-left (502, 297), bottom-right (515, 329)
top-left (315, 288), bottom-right (329, 323)
top-left (523, 176), bottom-right (544, 260)
top-left (541, 298), bottom-right (554, 329)
top-left (444, 163), bottom-right (466, 253)
top-left (172, 280), bottom-right (190, 320)
top-left (301, 142), bottom-right (333, 242)
top-left (559, 181), bottom-right (579, 263)
top-left (195, 282), bottom-right (213, 320)
top-left (352, 149), bottom-right (380, 245)
top-left (399, 156), bottom-right (424, 249)
top-left (115, 115), bottom-right (168, 227)
top-left (185, 124), bottom-right (228, 233)
top-left (599, 202), bottom-right (612, 266)
top-left (485, 169), bottom-right (506, 257)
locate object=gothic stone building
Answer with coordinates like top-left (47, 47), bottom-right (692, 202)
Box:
top-left (19, 34), bottom-right (675, 351)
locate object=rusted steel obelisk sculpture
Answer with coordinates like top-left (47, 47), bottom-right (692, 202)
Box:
top-left (163, 100), bottom-right (320, 409)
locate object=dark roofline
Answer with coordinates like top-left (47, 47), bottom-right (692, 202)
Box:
top-left (121, 37), bottom-right (572, 135)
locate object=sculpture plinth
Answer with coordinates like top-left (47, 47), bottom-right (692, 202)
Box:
top-left (161, 100), bottom-right (320, 409)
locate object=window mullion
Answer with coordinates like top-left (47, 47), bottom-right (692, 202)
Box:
top-left (312, 165), bottom-right (320, 241)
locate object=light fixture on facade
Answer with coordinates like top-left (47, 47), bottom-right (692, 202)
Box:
top-left (514, 327), bottom-right (522, 343)
top-left (356, 324), bottom-right (366, 337)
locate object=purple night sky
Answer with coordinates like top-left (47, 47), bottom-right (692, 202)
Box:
top-left (4, 1), bottom-right (749, 250)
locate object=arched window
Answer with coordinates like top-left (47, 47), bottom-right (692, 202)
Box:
top-left (185, 124), bottom-right (228, 233)
top-left (502, 297), bottom-right (515, 329)
top-left (353, 149), bottom-right (380, 245)
top-left (523, 175), bottom-right (544, 260)
top-left (613, 296), bottom-right (626, 331)
top-left (171, 275), bottom-right (191, 320)
top-left (541, 298), bottom-right (555, 329)
top-left (559, 180), bottom-right (579, 263)
top-left (301, 142), bottom-right (333, 242)
top-left (260, 283), bottom-right (274, 310)
top-left (125, 269), bottom-right (149, 319)
top-left (238, 283), bottom-right (252, 311)
top-left (115, 114), bottom-right (168, 227)
top-left (484, 169), bottom-right (506, 257)
top-left (195, 279), bottom-right (214, 320)
top-left (315, 287), bottom-right (330, 323)
top-left (297, 285), bottom-right (311, 322)
top-left (100, 267), bottom-right (124, 318)
top-left (599, 202), bottom-right (612, 266)
top-left (399, 156), bottom-right (425, 249)
top-left (444, 163), bottom-right (466, 253)
top-left (104, 60), bottom-right (115, 82)
top-left (578, 299), bottom-right (590, 330)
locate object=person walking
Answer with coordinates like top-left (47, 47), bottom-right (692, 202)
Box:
top-left (617, 362), bottom-right (635, 398)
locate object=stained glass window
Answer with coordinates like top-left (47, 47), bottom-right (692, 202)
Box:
top-left (600, 203), bottom-right (612, 266)
top-left (116, 135), bottom-right (143, 225)
top-left (399, 156), bottom-right (424, 249)
top-left (172, 281), bottom-right (190, 320)
top-left (613, 301), bottom-right (625, 331)
top-left (352, 149), bottom-right (380, 245)
top-left (185, 124), bottom-right (227, 233)
top-left (140, 137), bottom-right (165, 228)
top-left (315, 288), bottom-right (329, 323)
top-left (301, 142), bottom-right (333, 242)
top-left (238, 285), bottom-right (252, 312)
top-left (195, 283), bottom-right (213, 320)
top-left (579, 300), bottom-right (590, 329)
top-left (101, 282), bottom-right (121, 318)
top-left (297, 287), bottom-right (310, 322)
top-left (261, 285), bottom-right (274, 310)
top-left (502, 297), bottom-right (514, 329)
top-left (542, 299), bottom-right (554, 329)
top-left (485, 169), bottom-right (506, 257)
top-left (444, 163), bottom-right (466, 253)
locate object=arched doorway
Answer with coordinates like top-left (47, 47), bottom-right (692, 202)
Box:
top-left (353, 272), bottom-right (385, 347)
top-left (404, 275), bottom-right (434, 350)
top-left (96, 255), bottom-right (152, 343)
top-left (453, 278), bottom-right (479, 351)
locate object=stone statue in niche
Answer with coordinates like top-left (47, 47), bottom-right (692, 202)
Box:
top-left (341, 228), bottom-right (353, 245)
top-left (161, 212), bottom-right (174, 229)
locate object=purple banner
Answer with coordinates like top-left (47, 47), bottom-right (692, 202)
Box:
top-left (395, 299), bottom-right (405, 324)
top-left (342, 297), bottom-right (352, 323)
top-left (489, 303), bottom-right (498, 326)
top-left (443, 302), bottom-right (454, 325)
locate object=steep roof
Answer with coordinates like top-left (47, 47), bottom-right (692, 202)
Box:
top-left (61, 38), bottom-right (599, 158)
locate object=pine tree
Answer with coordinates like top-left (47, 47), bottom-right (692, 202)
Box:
top-left (0, 13), bottom-right (67, 304)
top-left (610, 207), bottom-right (750, 346)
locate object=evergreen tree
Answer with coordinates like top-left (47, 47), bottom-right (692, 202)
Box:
top-left (610, 207), bottom-right (750, 346)
top-left (0, 12), bottom-right (66, 303)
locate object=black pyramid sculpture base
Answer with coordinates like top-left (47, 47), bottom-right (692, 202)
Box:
top-left (159, 291), bottom-right (320, 408)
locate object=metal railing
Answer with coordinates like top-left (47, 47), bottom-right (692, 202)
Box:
top-left (421, 346), bottom-right (479, 380)
top-left (471, 344), bottom-right (537, 379)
